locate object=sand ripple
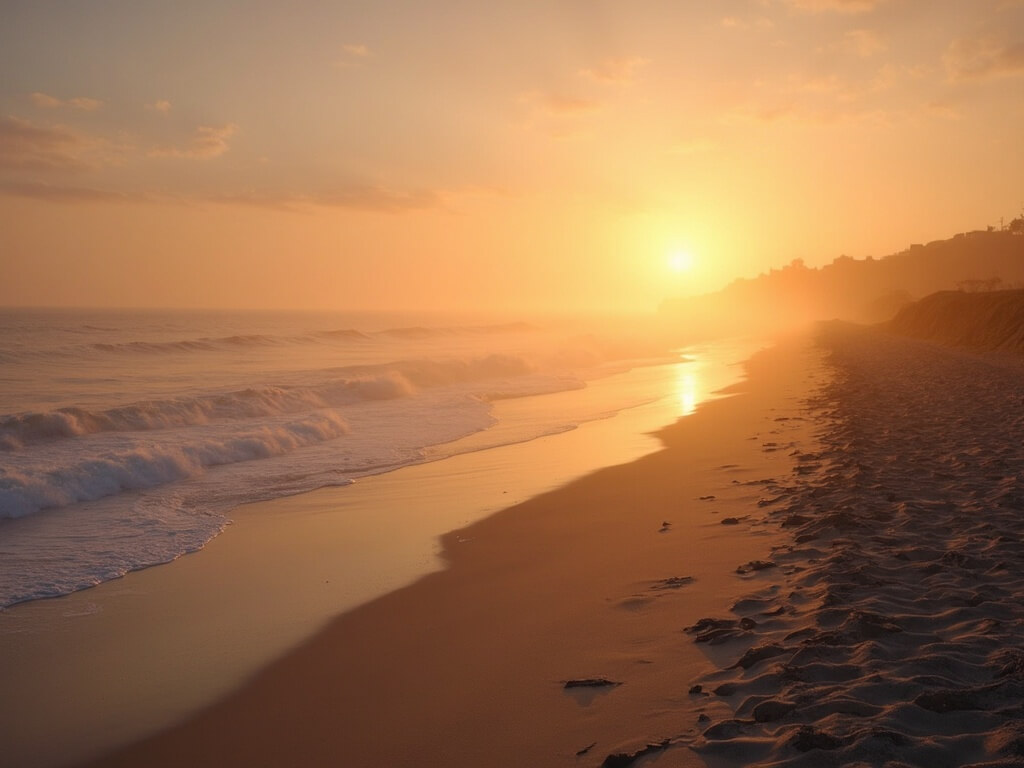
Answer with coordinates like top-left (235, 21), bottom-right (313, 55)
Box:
top-left (653, 326), bottom-right (1024, 767)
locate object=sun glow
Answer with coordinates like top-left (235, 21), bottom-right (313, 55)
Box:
top-left (668, 250), bottom-right (695, 274)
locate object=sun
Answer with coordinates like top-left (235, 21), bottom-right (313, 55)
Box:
top-left (668, 250), bottom-right (695, 274)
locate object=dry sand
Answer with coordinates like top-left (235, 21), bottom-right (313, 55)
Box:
top-left (77, 337), bottom-right (825, 768)
top-left (685, 323), bottom-right (1024, 768)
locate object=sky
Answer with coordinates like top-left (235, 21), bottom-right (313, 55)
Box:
top-left (1, 0), bottom-right (1023, 314)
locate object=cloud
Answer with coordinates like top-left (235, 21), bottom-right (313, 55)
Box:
top-left (68, 97), bottom-right (102, 111)
top-left (30, 92), bottom-right (102, 111)
top-left (516, 90), bottom-right (603, 138)
top-left (0, 115), bottom-right (92, 171)
top-left (0, 180), bottom-right (132, 203)
top-left (0, 172), bottom-right (436, 212)
top-left (794, 73), bottom-right (845, 93)
top-left (926, 99), bottom-right (963, 120)
top-left (343, 43), bottom-right (370, 58)
top-left (313, 184), bottom-right (436, 212)
top-left (149, 123), bottom-right (238, 159)
top-left (30, 92), bottom-right (61, 109)
top-left (869, 62), bottom-right (927, 92)
top-left (541, 94), bottom-right (601, 114)
top-left (725, 67), bottom-right (904, 125)
top-left (944, 36), bottom-right (1024, 80)
top-left (579, 56), bottom-right (650, 84)
top-left (783, 0), bottom-right (885, 13)
top-left (843, 29), bottom-right (886, 58)
top-left (335, 43), bottom-right (371, 68)
top-left (523, 82), bottom-right (605, 114)
top-left (147, 99), bottom-right (172, 113)
top-left (209, 184), bottom-right (439, 213)
top-left (721, 15), bottom-right (775, 29)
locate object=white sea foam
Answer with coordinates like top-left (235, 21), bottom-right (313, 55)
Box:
top-left (0, 356), bottom-right (541, 450)
top-left (0, 410), bottom-right (351, 518)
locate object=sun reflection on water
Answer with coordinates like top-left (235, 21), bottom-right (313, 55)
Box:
top-left (677, 358), bottom-right (699, 417)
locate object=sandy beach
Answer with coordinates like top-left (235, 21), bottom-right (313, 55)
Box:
top-left (684, 323), bottom-right (1024, 768)
top-left (65, 336), bottom-right (824, 768)
top-left (71, 315), bottom-right (1024, 768)
top-left (12, 314), bottom-right (1022, 768)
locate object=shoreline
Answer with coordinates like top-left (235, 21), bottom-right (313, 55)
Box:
top-left (0, 339), bottom-right (758, 768)
top-left (74, 333), bottom-right (825, 768)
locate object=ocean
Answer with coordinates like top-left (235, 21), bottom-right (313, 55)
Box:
top-left (0, 307), bottom-right (740, 610)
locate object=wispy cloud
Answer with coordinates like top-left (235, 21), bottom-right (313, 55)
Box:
top-left (869, 62), bottom-right (928, 92)
top-left (791, 73), bottom-right (845, 94)
top-left (783, 0), bottom-right (885, 13)
top-left (944, 36), bottom-right (1024, 80)
top-left (314, 184), bottom-right (436, 212)
top-left (925, 99), bottom-right (964, 120)
top-left (343, 43), bottom-right (370, 58)
top-left (539, 93), bottom-right (601, 114)
top-left (723, 63), bottom-right (918, 126)
top-left (69, 97), bottom-right (102, 111)
top-left (335, 43), bottom-right (371, 68)
top-left (0, 116), bottom-right (93, 171)
top-left (30, 92), bottom-right (102, 111)
top-left (579, 56), bottom-right (649, 84)
top-left (29, 92), bottom-right (61, 109)
top-left (516, 90), bottom-right (602, 138)
top-left (0, 180), bottom-right (133, 203)
top-left (721, 15), bottom-right (775, 30)
top-left (209, 183), bottom-right (439, 213)
top-left (147, 99), bottom-right (172, 113)
top-left (842, 29), bottom-right (886, 58)
top-left (0, 173), bottom-right (438, 213)
top-left (149, 123), bottom-right (238, 159)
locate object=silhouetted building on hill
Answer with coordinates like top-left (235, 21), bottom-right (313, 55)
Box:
top-left (660, 229), bottom-right (1024, 339)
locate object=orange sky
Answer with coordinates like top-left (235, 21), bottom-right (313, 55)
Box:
top-left (2, 0), bottom-right (1023, 314)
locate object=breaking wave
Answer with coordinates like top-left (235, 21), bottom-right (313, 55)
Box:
top-left (0, 374), bottom-right (412, 450)
top-left (0, 355), bottom-right (535, 451)
top-left (0, 411), bottom-right (350, 519)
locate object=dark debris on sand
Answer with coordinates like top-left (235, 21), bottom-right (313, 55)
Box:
top-left (564, 678), bottom-right (621, 690)
top-left (600, 739), bottom-right (672, 767)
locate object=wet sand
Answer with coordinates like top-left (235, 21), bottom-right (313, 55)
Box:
top-left (76, 337), bottom-right (824, 768)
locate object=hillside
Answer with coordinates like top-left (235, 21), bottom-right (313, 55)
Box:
top-left (659, 227), bottom-right (1024, 339)
top-left (886, 289), bottom-right (1024, 355)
